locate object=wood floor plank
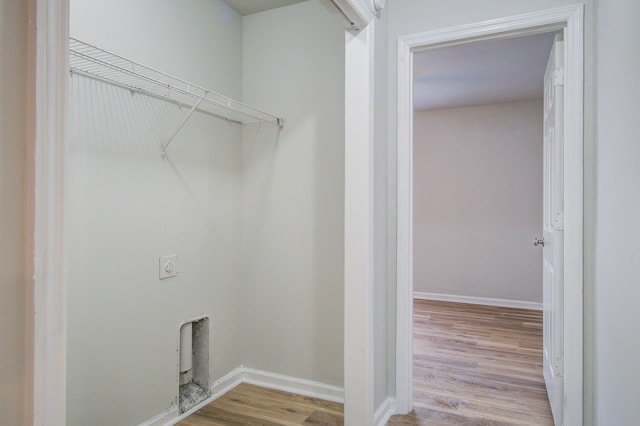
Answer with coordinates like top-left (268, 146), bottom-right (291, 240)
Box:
top-left (176, 383), bottom-right (344, 426)
top-left (388, 405), bottom-right (518, 426)
top-left (303, 410), bottom-right (344, 425)
top-left (179, 300), bottom-right (552, 425)
top-left (231, 383), bottom-right (343, 416)
top-left (389, 300), bottom-right (553, 425)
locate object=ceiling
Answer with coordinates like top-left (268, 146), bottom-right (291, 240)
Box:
top-left (223, 0), bottom-right (308, 15)
top-left (413, 32), bottom-right (558, 111)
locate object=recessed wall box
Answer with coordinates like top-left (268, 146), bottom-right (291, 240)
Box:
top-left (159, 255), bottom-right (177, 279)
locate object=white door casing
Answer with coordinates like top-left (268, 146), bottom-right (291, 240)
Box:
top-left (32, 0), bottom-right (69, 424)
top-left (395, 5), bottom-right (584, 424)
top-left (543, 35), bottom-right (565, 425)
top-left (344, 21), bottom-right (376, 425)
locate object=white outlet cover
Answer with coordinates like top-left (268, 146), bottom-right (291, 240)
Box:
top-left (159, 254), bottom-right (178, 280)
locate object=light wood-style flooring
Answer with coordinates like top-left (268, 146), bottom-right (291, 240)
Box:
top-left (388, 300), bottom-right (553, 425)
top-left (179, 300), bottom-right (552, 425)
top-left (175, 382), bottom-right (344, 425)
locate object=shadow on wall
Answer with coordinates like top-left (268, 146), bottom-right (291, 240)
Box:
top-left (241, 122), bottom-right (281, 264)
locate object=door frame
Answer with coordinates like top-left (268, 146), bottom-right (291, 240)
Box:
top-left (31, 0), bottom-right (69, 424)
top-left (395, 4), bottom-right (584, 424)
top-left (344, 22), bottom-right (376, 425)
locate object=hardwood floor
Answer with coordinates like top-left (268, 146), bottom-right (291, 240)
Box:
top-left (179, 300), bottom-right (552, 425)
top-left (388, 300), bottom-right (553, 425)
top-left (175, 383), bottom-right (344, 425)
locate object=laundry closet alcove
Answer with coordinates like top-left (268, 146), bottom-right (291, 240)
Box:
top-left (65, 1), bottom-right (345, 425)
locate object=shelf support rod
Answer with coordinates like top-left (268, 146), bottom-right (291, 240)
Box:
top-left (160, 96), bottom-right (205, 158)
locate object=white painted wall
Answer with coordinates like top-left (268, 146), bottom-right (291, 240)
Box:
top-left (0, 0), bottom-right (29, 423)
top-left (241, 1), bottom-right (345, 387)
top-left (70, 0), bottom-right (242, 95)
top-left (67, 1), bottom-right (243, 425)
top-left (413, 100), bottom-right (543, 304)
top-left (593, 0), bottom-right (640, 423)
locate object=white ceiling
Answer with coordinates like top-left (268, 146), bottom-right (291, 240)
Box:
top-left (223, 0), bottom-right (308, 15)
top-left (413, 32), bottom-right (558, 111)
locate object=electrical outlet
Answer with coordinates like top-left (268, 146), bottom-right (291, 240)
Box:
top-left (159, 255), bottom-right (177, 280)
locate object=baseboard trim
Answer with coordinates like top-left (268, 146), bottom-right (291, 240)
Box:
top-left (210, 366), bottom-right (245, 399)
top-left (139, 366), bottom-right (344, 426)
top-left (138, 406), bottom-right (178, 426)
top-left (374, 397), bottom-right (396, 426)
top-left (242, 368), bottom-right (344, 403)
top-left (414, 292), bottom-right (542, 311)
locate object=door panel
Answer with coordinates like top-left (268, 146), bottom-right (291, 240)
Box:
top-left (543, 35), bottom-right (564, 426)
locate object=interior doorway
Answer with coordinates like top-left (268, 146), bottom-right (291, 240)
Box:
top-left (412, 33), bottom-right (554, 310)
top-left (408, 30), bottom-right (556, 424)
top-left (395, 5), bottom-right (584, 424)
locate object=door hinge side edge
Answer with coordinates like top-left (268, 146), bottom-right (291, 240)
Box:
top-left (554, 67), bottom-right (564, 86)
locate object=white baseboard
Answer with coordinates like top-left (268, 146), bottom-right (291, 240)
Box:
top-left (138, 406), bottom-right (178, 426)
top-left (210, 366), bottom-right (245, 400)
top-left (242, 367), bottom-right (344, 403)
top-left (374, 397), bottom-right (396, 426)
top-left (414, 291), bottom-right (542, 311)
top-left (139, 366), bottom-right (344, 426)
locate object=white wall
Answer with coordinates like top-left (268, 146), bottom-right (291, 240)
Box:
top-left (70, 0), bottom-right (242, 94)
top-left (413, 100), bottom-right (543, 304)
top-left (593, 0), bottom-right (640, 423)
top-left (0, 0), bottom-right (29, 423)
top-left (67, 1), bottom-right (243, 425)
top-left (241, 1), bottom-right (345, 387)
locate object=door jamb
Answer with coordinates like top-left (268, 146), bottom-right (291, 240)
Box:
top-left (395, 5), bottom-right (584, 424)
top-left (32, 0), bottom-right (69, 424)
top-left (344, 22), bottom-right (376, 425)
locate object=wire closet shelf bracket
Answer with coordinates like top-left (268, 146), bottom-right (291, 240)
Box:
top-left (69, 37), bottom-right (284, 157)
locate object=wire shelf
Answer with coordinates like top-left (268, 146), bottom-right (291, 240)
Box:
top-left (69, 37), bottom-right (283, 127)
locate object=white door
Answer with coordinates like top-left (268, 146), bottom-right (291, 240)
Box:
top-left (541, 35), bottom-right (564, 426)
